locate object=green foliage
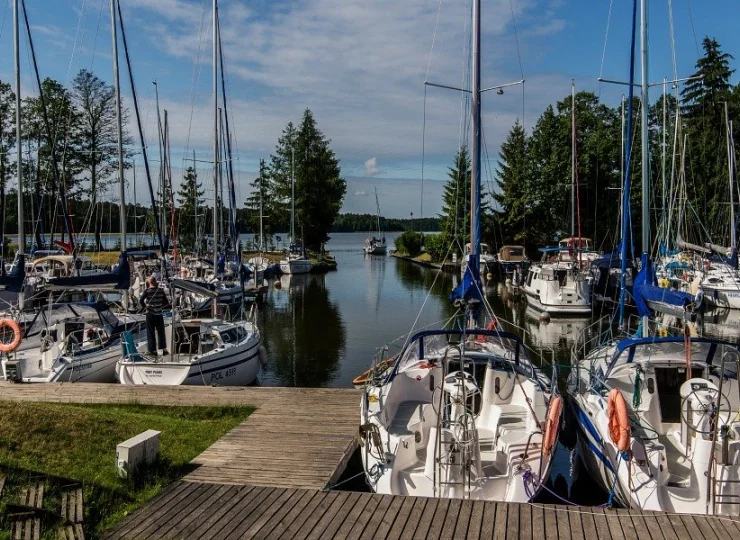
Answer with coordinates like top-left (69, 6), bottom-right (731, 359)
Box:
top-left (394, 230), bottom-right (424, 257)
top-left (422, 232), bottom-right (448, 261)
top-left (331, 213), bottom-right (440, 232)
top-left (263, 110), bottom-right (347, 250)
top-left (176, 166), bottom-right (204, 252)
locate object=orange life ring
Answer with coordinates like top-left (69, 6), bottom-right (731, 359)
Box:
top-left (607, 389), bottom-right (631, 452)
top-left (543, 394), bottom-right (562, 457)
top-left (0, 319), bottom-right (22, 353)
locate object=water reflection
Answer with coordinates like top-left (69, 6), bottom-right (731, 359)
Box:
top-left (258, 273), bottom-right (346, 387)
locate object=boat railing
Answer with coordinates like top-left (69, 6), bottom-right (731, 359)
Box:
top-left (570, 315), bottom-right (613, 366)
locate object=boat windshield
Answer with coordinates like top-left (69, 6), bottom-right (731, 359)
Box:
top-left (393, 329), bottom-right (545, 384)
top-left (607, 338), bottom-right (740, 379)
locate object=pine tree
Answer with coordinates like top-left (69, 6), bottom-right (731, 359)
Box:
top-left (244, 159), bottom-right (270, 249)
top-left (176, 166), bottom-right (204, 252)
top-left (494, 120), bottom-right (531, 244)
top-left (680, 37), bottom-right (736, 236)
top-left (268, 110), bottom-right (346, 250)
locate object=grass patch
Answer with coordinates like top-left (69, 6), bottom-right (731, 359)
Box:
top-left (0, 401), bottom-right (253, 538)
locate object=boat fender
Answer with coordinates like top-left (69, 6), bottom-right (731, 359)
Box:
top-left (476, 319), bottom-right (498, 342)
top-left (607, 389), bottom-right (631, 452)
top-left (0, 319), bottom-right (22, 353)
top-left (259, 345), bottom-right (268, 366)
top-left (543, 394), bottom-right (563, 457)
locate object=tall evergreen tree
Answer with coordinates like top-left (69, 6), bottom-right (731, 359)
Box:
top-left (244, 159), bottom-right (271, 247)
top-left (494, 120), bottom-right (531, 245)
top-left (176, 166), bottom-right (204, 252)
top-left (268, 110), bottom-right (346, 250)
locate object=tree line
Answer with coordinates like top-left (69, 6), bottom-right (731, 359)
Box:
top-left (495, 37), bottom-right (740, 258)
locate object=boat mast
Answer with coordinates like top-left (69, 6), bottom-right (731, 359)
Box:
top-left (469, 0), bottom-right (481, 283)
top-left (725, 104), bottom-right (736, 256)
top-left (153, 81), bottom-right (164, 244)
top-left (13, 0), bottom-right (24, 310)
top-left (375, 187), bottom-right (381, 236)
top-left (640, 0), bottom-right (649, 336)
top-left (111, 0), bottom-right (126, 252)
top-left (291, 147), bottom-right (295, 246)
top-left (259, 159), bottom-right (264, 253)
top-left (212, 0), bottom-right (219, 269)
top-left (571, 80), bottom-right (575, 239)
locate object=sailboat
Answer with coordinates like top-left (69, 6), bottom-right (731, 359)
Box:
top-left (570, 0), bottom-right (740, 514)
top-left (522, 82), bottom-right (594, 316)
top-left (280, 148), bottom-right (312, 274)
top-left (358, 0), bottom-right (559, 502)
top-left (700, 104), bottom-right (740, 309)
top-left (364, 187), bottom-right (387, 255)
top-left (1, 0), bottom-right (149, 383)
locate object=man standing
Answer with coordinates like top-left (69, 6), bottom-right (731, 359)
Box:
top-left (140, 276), bottom-right (171, 355)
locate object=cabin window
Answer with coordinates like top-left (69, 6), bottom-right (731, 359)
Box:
top-left (647, 378), bottom-right (654, 394)
top-left (219, 328), bottom-right (239, 344)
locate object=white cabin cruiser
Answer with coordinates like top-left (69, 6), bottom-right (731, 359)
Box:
top-left (279, 251), bottom-right (312, 275)
top-left (570, 332), bottom-right (740, 514)
top-left (359, 328), bottom-right (558, 501)
top-left (523, 259), bottom-right (592, 316)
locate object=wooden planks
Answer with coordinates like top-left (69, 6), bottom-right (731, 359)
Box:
top-left (185, 387), bottom-right (360, 489)
top-left (10, 479), bottom-right (45, 540)
top-left (58, 483), bottom-right (85, 540)
top-left (103, 483), bottom-right (740, 540)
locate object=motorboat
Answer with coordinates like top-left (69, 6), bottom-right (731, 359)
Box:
top-left (523, 259), bottom-right (592, 316)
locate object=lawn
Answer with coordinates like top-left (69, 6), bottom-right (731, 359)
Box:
top-left (0, 401), bottom-right (253, 539)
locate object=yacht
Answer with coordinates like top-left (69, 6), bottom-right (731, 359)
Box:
top-left (523, 256), bottom-right (592, 316)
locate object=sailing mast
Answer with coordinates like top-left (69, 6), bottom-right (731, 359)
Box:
top-left (639, 0), bottom-right (649, 336)
top-left (291, 147), bottom-right (295, 246)
top-left (571, 80), bottom-right (575, 240)
top-left (468, 0), bottom-right (481, 300)
top-left (259, 159), bottom-right (264, 253)
top-left (13, 0), bottom-right (24, 310)
top-left (111, 0), bottom-right (126, 253)
top-left (374, 187), bottom-right (381, 238)
top-left (725, 103), bottom-right (736, 266)
top-left (212, 0), bottom-right (219, 269)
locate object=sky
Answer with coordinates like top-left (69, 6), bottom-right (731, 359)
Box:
top-left (0, 0), bottom-right (739, 218)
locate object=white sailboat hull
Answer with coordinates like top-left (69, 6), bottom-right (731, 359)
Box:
top-left (280, 258), bottom-right (312, 274)
top-left (117, 334), bottom-right (261, 386)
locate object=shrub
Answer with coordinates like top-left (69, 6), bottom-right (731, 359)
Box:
top-left (394, 230), bottom-right (424, 257)
top-left (422, 233), bottom-right (449, 262)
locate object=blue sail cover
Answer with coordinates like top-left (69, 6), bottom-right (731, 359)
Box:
top-left (45, 252), bottom-right (130, 291)
top-left (0, 254), bottom-right (25, 292)
top-left (634, 257), bottom-right (694, 317)
top-left (450, 254), bottom-right (483, 310)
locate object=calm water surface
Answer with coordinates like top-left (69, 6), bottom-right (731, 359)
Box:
top-left (257, 232), bottom-right (589, 388)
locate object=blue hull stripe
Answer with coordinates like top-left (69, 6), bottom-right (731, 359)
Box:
top-left (576, 407), bottom-right (614, 473)
top-left (184, 349), bottom-right (260, 378)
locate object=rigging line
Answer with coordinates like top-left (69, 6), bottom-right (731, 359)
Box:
top-left (424, 0), bottom-right (444, 81)
top-left (0, 0), bottom-right (8, 41)
top-left (88, 0), bottom-right (105, 70)
top-left (684, 0), bottom-right (700, 58)
top-left (183, 0), bottom-right (209, 163)
top-left (666, 0), bottom-right (679, 84)
top-left (598, 0), bottom-right (614, 81)
top-left (508, 0), bottom-right (524, 81)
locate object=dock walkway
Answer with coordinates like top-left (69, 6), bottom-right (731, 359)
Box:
top-left (104, 480), bottom-right (738, 540)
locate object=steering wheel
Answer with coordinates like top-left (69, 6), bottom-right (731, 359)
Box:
top-left (681, 386), bottom-right (732, 435)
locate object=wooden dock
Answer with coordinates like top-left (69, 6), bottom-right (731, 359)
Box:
top-left (103, 480), bottom-right (740, 540)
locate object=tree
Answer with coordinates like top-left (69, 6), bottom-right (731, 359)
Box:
top-left (244, 159), bottom-right (272, 248)
top-left (494, 120), bottom-right (531, 245)
top-left (268, 110), bottom-right (346, 250)
top-left (679, 38), bottom-right (736, 238)
top-left (71, 69), bottom-right (129, 250)
top-left (176, 166), bottom-right (204, 252)
top-left (0, 81), bottom-right (15, 258)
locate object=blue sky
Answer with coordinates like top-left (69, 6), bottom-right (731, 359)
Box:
top-left (0, 0), bottom-right (738, 218)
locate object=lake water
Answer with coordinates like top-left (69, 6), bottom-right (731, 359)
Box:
top-left (257, 231), bottom-right (587, 388)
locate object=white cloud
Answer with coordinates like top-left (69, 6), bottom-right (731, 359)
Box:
top-left (364, 157), bottom-right (379, 176)
top-left (354, 190), bottom-right (368, 197)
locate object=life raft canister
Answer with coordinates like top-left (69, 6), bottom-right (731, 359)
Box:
top-left (607, 389), bottom-right (631, 452)
top-left (0, 318), bottom-right (22, 353)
